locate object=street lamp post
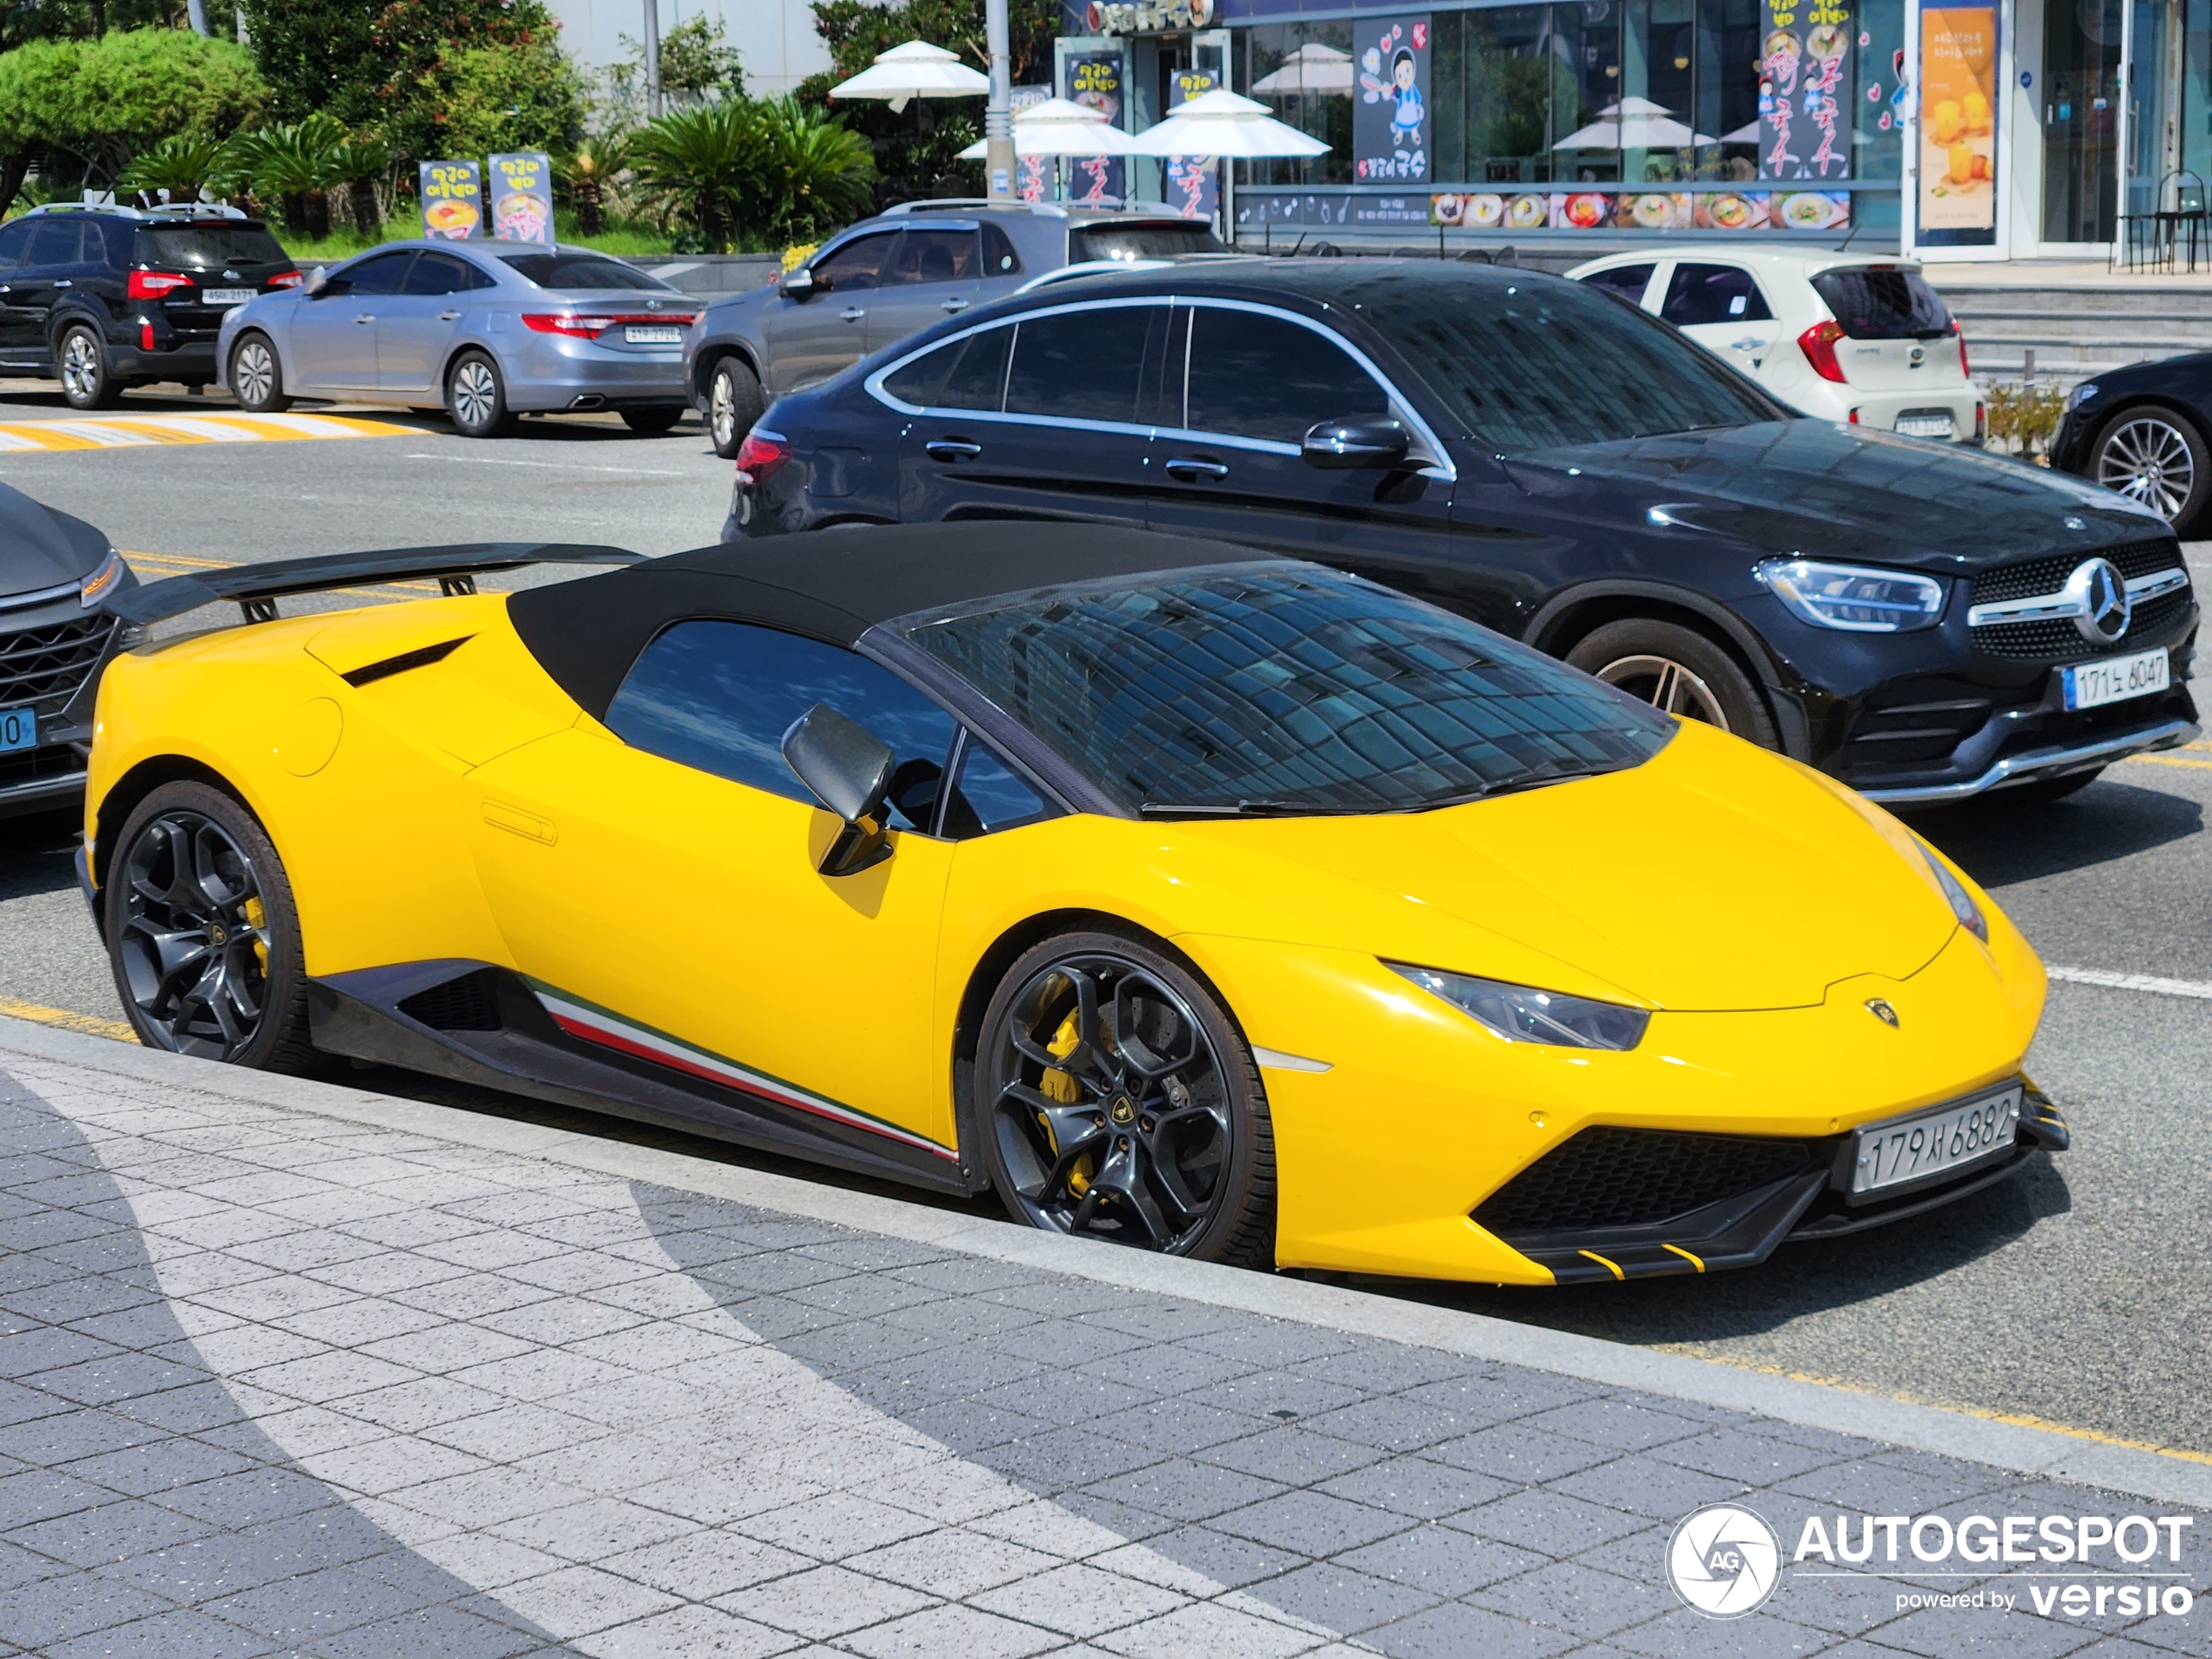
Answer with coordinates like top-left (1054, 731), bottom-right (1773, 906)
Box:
top-left (644, 0), bottom-right (664, 119)
top-left (984, 0), bottom-right (1014, 202)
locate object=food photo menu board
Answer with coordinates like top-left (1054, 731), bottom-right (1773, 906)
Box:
top-left (1427, 190), bottom-right (1850, 231)
top-left (419, 161), bottom-right (484, 239)
top-left (489, 152), bottom-right (556, 245)
top-left (1917, 3), bottom-right (1999, 239)
top-left (1759, 0), bottom-right (1855, 180)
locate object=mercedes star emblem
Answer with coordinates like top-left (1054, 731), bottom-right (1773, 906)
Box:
top-left (1865, 998), bottom-right (1899, 1028)
top-left (2063, 556), bottom-right (2132, 644)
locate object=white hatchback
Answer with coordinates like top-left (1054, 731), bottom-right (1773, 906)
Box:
top-left (1564, 248), bottom-right (1984, 442)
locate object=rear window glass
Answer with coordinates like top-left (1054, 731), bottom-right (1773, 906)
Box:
top-left (903, 565), bottom-right (1672, 814)
top-left (140, 226), bottom-right (290, 268)
top-left (1811, 267), bottom-right (1954, 339)
top-left (1070, 221), bottom-right (1224, 261)
top-left (883, 325), bottom-right (1011, 410)
top-left (495, 253), bottom-right (671, 291)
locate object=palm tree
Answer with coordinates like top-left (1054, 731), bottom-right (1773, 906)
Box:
top-left (629, 102), bottom-right (751, 251)
top-left (556, 137), bottom-right (627, 237)
top-left (743, 99), bottom-right (874, 245)
top-left (331, 135), bottom-right (392, 235)
top-left (226, 117), bottom-right (349, 238)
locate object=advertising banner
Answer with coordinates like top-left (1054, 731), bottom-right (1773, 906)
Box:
top-left (1426, 189), bottom-right (1850, 233)
top-left (489, 152), bottom-right (556, 245)
top-left (1352, 16), bottom-right (1430, 185)
top-left (1164, 69), bottom-right (1219, 221)
top-left (1010, 85), bottom-right (1053, 203)
top-left (1758, 0), bottom-right (1855, 179)
top-left (1062, 52), bottom-right (1126, 205)
top-left (418, 160), bottom-right (484, 240)
top-left (1918, 4), bottom-right (1999, 236)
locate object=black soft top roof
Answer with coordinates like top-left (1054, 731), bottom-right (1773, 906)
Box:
top-left (507, 520), bottom-right (1282, 720)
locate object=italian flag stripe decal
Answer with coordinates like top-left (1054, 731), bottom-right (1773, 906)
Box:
top-left (526, 980), bottom-right (958, 1163)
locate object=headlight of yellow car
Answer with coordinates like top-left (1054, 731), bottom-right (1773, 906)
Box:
top-left (1912, 834), bottom-right (1987, 941)
top-left (1386, 962), bottom-right (1651, 1050)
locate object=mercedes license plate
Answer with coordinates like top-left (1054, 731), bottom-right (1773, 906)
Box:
top-left (1850, 1085), bottom-right (2021, 1196)
top-left (2062, 647), bottom-right (2169, 711)
top-left (0, 705), bottom-right (34, 755)
top-left (624, 325), bottom-right (684, 344)
top-left (203, 288), bottom-right (255, 306)
top-left (1895, 413), bottom-right (1956, 439)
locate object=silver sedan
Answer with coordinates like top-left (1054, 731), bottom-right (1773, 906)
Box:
top-left (214, 239), bottom-right (697, 437)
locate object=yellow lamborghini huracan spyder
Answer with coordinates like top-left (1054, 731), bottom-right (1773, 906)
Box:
top-left (81, 523), bottom-right (2066, 1285)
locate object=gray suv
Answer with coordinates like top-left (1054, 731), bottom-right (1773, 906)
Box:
top-left (683, 200), bottom-right (1225, 456)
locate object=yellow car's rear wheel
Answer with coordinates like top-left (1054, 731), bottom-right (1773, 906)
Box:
top-left (976, 931), bottom-right (1274, 1265)
top-left (104, 782), bottom-right (317, 1071)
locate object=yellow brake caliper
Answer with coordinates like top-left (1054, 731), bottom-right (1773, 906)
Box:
top-left (243, 896), bottom-right (268, 974)
top-left (1038, 1011), bottom-right (1095, 1197)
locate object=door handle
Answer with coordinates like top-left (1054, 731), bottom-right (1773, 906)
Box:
top-left (926, 438), bottom-right (982, 462)
top-left (840, 307), bottom-right (867, 322)
top-left (51, 279), bottom-right (71, 288)
top-left (1164, 457), bottom-right (1230, 482)
top-left (941, 298), bottom-right (969, 312)
top-left (354, 314), bottom-right (374, 325)
top-left (438, 309), bottom-right (461, 321)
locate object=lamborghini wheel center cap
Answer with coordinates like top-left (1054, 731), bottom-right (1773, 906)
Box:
top-left (1109, 1096), bottom-right (1136, 1126)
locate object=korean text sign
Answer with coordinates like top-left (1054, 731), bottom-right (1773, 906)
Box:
top-left (419, 161), bottom-right (484, 240)
top-left (1354, 17), bottom-right (1430, 185)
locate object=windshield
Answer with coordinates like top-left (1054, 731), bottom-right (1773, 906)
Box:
top-left (1811, 266), bottom-right (1955, 339)
top-left (1325, 268), bottom-right (1777, 454)
top-left (494, 252), bottom-right (673, 291)
top-left (1071, 222), bottom-right (1225, 261)
top-left (902, 565), bottom-right (1673, 814)
top-left (138, 226), bottom-right (289, 268)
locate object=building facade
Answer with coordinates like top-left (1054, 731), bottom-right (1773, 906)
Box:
top-left (1056, 0), bottom-right (2212, 259)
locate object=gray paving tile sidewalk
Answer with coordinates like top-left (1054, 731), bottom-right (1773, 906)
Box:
top-left (0, 1047), bottom-right (2205, 1659)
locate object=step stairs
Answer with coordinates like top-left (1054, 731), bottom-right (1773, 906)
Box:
top-left (1928, 277), bottom-right (2212, 386)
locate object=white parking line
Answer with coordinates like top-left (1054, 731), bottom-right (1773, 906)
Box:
top-left (2047, 965), bottom-right (2212, 1000)
top-left (405, 452), bottom-right (693, 477)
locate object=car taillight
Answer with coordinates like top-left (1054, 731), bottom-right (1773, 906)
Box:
top-left (734, 430), bottom-right (789, 487)
top-left (1847, 408), bottom-right (1860, 424)
top-left (1798, 319), bottom-right (1849, 384)
top-left (523, 312), bottom-right (699, 338)
top-left (140, 321), bottom-right (155, 351)
top-left (269, 270), bottom-right (304, 289)
top-left (128, 269), bottom-right (192, 300)
top-left (1953, 320), bottom-right (1970, 378)
top-left (1976, 401), bottom-right (1987, 442)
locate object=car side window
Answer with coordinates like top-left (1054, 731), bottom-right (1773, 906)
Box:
top-left (1182, 307), bottom-right (1391, 443)
top-left (604, 620), bottom-right (959, 833)
top-left (941, 737), bottom-right (1055, 839)
top-left (24, 220), bottom-right (91, 269)
top-left (401, 253), bottom-right (473, 295)
top-left (887, 229), bottom-right (979, 286)
top-left (1662, 264), bottom-right (1774, 327)
top-left (981, 223), bottom-right (1021, 275)
top-left (1004, 307), bottom-right (1155, 423)
top-left (882, 325), bottom-right (1011, 411)
top-left (1581, 263), bottom-right (1655, 306)
top-left (0, 219), bottom-right (33, 272)
top-left (343, 251), bottom-right (417, 295)
top-left (811, 233), bottom-right (896, 293)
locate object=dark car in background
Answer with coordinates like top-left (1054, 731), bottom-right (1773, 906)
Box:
top-left (2051, 357), bottom-right (2212, 536)
top-left (683, 199), bottom-right (1226, 457)
top-left (731, 259), bottom-right (2198, 806)
top-left (0, 204), bottom-right (299, 409)
top-left (0, 483), bottom-right (137, 817)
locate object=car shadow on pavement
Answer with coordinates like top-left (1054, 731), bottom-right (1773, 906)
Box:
top-left (1904, 777), bottom-right (2202, 887)
top-left (0, 807), bottom-right (84, 905)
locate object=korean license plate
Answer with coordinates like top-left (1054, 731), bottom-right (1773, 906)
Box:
top-left (0, 705), bottom-right (34, 754)
top-left (2061, 647), bottom-right (2169, 711)
top-left (1895, 413), bottom-right (1956, 439)
top-left (1850, 1085), bottom-right (2020, 1196)
top-left (202, 288), bottom-right (255, 306)
top-left (624, 326), bottom-right (684, 344)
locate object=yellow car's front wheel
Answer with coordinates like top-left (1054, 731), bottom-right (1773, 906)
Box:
top-left (975, 931), bottom-right (1275, 1265)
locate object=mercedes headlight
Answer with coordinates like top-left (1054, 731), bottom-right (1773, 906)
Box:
top-left (1914, 836), bottom-right (1987, 942)
top-left (1757, 558), bottom-right (1946, 633)
top-left (2064, 381), bottom-right (2100, 413)
top-left (1388, 962), bottom-right (1649, 1050)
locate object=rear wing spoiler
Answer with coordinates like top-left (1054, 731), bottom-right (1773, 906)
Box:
top-left (110, 543), bottom-right (646, 629)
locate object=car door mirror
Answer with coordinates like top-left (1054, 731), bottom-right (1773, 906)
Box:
top-left (779, 266), bottom-right (817, 300)
top-left (1302, 417), bottom-right (1413, 470)
top-left (782, 703), bottom-right (896, 876)
top-left (309, 274), bottom-right (349, 299)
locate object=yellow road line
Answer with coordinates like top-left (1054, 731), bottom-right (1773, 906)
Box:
top-left (2121, 754), bottom-right (2212, 771)
top-left (0, 413), bottom-right (410, 454)
top-left (122, 550), bottom-right (444, 600)
top-left (0, 995), bottom-right (138, 1043)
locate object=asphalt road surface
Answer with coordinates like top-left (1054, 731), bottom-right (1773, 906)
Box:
top-left (4, 379), bottom-right (2209, 1463)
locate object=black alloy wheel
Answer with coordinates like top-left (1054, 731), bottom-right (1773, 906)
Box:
top-left (105, 782), bottom-right (317, 1070)
top-left (2094, 408), bottom-right (2209, 532)
top-left (57, 324), bottom-right (121, 411)
top-left (975, 931), bottom-right (1274, 1264)
top-left (621, 406), bottom-right (684, 435)
top-left (708, 356), bottom-right (765, 458)
top-left (447, 349), bottom-right (516, 438)
top-left (229, 333), bottom-right (292, 414)
top-left (1565, 617), bottom-right (1778, 748)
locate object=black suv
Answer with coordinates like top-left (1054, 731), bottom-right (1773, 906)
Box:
top-left (731, 260), bottom-right (2199, 806)
top-left (0, 204), bottom-right (300, 408)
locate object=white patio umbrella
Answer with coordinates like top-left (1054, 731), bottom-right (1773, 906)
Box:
top-left (1250, 43), bottom-right (1355, 96)
top-left (1552, 96), bottom-right (1714, 150)
top-left (954, 97), bottom-right (1141, 158)
top-left (829, 40), bottom-right (989, 114)
top-left (1720, 118), bottom-right (1764, 144)
top-left (1129, 89), bottom-right (1330, 158)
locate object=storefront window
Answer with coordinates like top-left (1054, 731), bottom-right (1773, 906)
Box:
top-left (1854, 0), bottom-right (1904, 230)
top-left (1460, 8), bottom-right (1555, 183)
top-left (1244, 23), bottom-right (1357, 185)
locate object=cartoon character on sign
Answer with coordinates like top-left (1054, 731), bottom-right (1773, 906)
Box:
top-left (1359, 28), bottom-right (1424, 150)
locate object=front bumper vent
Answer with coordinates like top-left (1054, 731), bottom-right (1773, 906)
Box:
top-left (0, 613), bottom-right (116, 708)
top-left (1474, 1127), bottom-right (1819, 1236)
